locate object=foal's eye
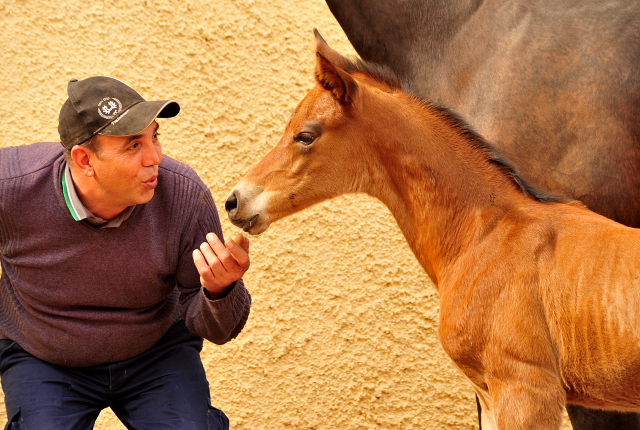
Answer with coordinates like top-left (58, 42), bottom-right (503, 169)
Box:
top-left (294, 132), bottom-right (316, 146)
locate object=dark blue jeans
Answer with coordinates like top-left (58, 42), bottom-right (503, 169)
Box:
top-left (0, 321), bottom-right (229, 430)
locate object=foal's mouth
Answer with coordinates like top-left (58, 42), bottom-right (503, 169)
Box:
top-left (233, 214), bottom-right (260, 233)
top-left (243, 214), bottom-right (260, 232)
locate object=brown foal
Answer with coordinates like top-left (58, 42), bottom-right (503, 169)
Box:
top-left (226, 31), bottom-right (640, 430)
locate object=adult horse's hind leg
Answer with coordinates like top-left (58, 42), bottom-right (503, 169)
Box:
top-left (566, 404), bottom-right (640, 430)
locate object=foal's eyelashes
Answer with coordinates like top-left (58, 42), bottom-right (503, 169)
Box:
top-left (294, 132), bottom-right (316, 146)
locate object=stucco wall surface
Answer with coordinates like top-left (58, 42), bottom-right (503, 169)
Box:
top-left (0, 1), bottom-right (573, 429)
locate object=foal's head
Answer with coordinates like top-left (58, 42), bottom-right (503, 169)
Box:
top-left (226, 30), bottom-right (382, 234)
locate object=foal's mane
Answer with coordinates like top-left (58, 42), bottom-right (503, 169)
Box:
top-left (335, 54), bottom-right (568, 204)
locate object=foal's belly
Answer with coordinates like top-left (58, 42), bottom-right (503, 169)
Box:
top-left (567, 393), bottom-right (640, 413)
top-left (561, 349), bottom-right (640, 412)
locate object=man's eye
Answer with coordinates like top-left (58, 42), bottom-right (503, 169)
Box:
top-left (294, 133), bottom-right (315, 146)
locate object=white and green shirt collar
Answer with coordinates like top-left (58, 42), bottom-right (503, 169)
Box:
top-left (61, 161), bottom-right (135, 228)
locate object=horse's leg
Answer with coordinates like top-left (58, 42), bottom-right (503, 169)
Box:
top-left (476, 394), bottom-right (483, 430)
top-left (474, 389), bottom-right (497, 430)
top-left (489, 377), bottom-right (565, 430)
top-left (566, 404), bottom-right (640, 430)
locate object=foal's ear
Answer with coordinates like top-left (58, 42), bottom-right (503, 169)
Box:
top-left (314, 29), bottom-right (358, 105)
top-left (315, 52), bottom-right (357, 105)
top-left (314, 29), bottom-right (348, 67)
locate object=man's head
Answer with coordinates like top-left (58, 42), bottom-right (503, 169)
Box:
top-left (58, 77), bottom-right (180, 219)
top-left (58, 76), bottom-right (180, 153)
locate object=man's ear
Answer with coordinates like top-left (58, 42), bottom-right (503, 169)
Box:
top-left (70, 145), bottom-right (94, 177)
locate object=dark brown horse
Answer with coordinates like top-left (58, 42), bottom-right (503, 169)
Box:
top-left (324, 1), bottom-right (640, 428)
top-left (226, 31), bottom-right (640, 430)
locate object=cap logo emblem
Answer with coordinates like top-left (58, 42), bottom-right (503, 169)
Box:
top-left (97, 97), bottom-right (122, 120)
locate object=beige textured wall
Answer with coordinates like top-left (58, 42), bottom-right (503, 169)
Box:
top-left (0, 1), bottom-right (573, 429)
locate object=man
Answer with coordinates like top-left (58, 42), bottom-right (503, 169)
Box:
top-left (0, 76), bottom-right (251, 429)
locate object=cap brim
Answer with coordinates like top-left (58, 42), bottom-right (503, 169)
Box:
top-left (99, 100), bottom-right (180, 137)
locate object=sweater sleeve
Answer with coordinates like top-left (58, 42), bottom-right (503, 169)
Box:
top-left (174, 183), bottom-right (251, 344)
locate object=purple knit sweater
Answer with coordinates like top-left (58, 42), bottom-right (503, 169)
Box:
top-left (0, 142), bottom-right (251, 367)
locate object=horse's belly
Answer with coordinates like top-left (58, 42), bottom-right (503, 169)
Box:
top-left (561, 351), bottom-right (640, 412)
top-left (567, 393), bottom-right (640, 413)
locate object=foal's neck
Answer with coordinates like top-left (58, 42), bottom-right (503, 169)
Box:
top-left (361, 92), bottom-right (530, 286)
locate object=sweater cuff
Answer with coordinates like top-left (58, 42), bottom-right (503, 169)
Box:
top-left (202, 280), bottom-right (238, 301)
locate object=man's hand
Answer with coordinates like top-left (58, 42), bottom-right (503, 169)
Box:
top-left (192, 232), bottom-right (250, 299)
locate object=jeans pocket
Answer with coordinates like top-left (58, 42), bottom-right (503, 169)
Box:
top-left (4, 407), bottom-right (24, 430)
top-left (206, 404), bottom-right (229, 430)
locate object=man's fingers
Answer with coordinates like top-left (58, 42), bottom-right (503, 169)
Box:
top-left (203, 233), bottom-right (250, 275)
top-left (203, 233), bottom-right (235, 269)
top-left (192, 249), bottom-right (215, 285)
top-left (226, 238), bottom-right (251, 270)
top-left (192, 249), bottom-right (206, 271)
top-left (235, 233), bottom-right (250, 254)
top-left (193, 233), bottom-right (250, 293)
top-left (205, 233), bottom-right (228, 257)
top-left (199, 241), bottom-right (221, 271)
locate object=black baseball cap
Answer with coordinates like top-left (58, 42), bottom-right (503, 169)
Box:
top-left (58, 76), bottom-right (180, 149)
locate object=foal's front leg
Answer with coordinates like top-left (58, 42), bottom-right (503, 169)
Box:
top-left (487, 373), bottom-right (565, 430)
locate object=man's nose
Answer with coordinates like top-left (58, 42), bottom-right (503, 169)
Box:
top-left (143, 141), bottom-right (162, 166)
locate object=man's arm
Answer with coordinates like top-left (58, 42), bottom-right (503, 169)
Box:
top-left (172, 173), bottom-right (252, 345)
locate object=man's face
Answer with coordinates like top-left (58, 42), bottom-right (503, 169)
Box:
top-left (90, 121), bottom-right (162, 211)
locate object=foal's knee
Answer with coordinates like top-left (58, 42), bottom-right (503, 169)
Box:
top-left (491, 380), bottom-right (565, 430)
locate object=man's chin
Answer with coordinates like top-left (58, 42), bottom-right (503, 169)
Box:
top-left (136, 189), bottom-right (156, 205)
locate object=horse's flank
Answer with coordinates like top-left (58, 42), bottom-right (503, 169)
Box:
top-left (227, 32), bottom-right (640, 428)
top-left (325, 0), bottom-right (640, 228)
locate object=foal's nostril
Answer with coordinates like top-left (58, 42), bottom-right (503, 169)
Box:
top-left (225, 192), bottom-right (238, 217)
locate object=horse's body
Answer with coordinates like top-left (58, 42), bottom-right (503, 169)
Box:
top-left (324, 0), bottom-right (640, 228)
top-left (226, 32), bottom-right (640, 429)
top-left (326, 2), bottom-right (640, 427)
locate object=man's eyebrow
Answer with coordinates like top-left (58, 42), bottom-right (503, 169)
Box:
top-left (121, 122), bottom-right (160, 147)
